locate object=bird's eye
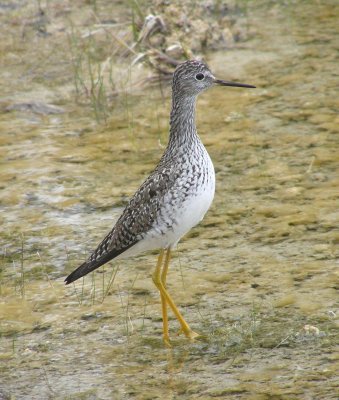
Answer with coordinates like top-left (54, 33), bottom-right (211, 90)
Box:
top-left (195, 73), bottom-right (205, 81)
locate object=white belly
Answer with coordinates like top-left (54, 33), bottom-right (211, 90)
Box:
top-left (118, 153), bottom-right (215, 259)
top-left (168, 176), bottom-right (215, 245)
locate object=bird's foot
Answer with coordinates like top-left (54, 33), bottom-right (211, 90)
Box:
top-left (163, 334), bottom-right (171, 348)
top-left (177, 328), bottom-right (200, 341)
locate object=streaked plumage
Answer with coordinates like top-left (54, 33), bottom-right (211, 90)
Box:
top-left (65, 60), bottom-right (255, 344)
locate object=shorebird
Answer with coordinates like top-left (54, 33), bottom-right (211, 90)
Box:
top-left (65, 60), bottom-right (255, 345)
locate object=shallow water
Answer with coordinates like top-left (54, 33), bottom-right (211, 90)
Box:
top-left (0, 1), bottom-right (338, 399)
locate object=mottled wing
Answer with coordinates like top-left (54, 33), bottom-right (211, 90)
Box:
top-left (65, 167), bottom-right (176, 284)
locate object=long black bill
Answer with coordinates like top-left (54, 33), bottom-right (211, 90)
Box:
top-left (214, 79), bottom-right (256, 89)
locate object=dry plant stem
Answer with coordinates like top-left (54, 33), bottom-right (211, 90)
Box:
top-left (103, 265), bottom-right (119, 301)
top-left (90, 10), bottom-right (138, 56)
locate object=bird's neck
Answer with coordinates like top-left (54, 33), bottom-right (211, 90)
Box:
top-left (168, 95), bottom-right (200, 150)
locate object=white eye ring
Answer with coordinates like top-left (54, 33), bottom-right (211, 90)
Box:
top-left (195, 73), bottom-right (205, 81)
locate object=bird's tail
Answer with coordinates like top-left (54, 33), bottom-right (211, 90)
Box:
top-left (64, 252), bottom-right (115, 285)
top-left (64, 241), bottom-right (137, 285)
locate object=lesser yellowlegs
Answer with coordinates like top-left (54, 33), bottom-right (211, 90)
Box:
top-left (65, 60), bottom-right (255, 344)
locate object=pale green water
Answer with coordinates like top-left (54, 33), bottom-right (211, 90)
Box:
top-left (0, 1), bottom-right (338, 399)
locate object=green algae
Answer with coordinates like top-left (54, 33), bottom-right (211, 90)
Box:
top-left (0, 1), bottom-right (338, 399)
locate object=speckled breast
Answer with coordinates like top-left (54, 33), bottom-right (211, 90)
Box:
top-left (153, 145), bottom-right (215, 248)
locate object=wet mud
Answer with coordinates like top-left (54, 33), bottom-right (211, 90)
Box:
top-left (0, 1), bottom-right (338, 399)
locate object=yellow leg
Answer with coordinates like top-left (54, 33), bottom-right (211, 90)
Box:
top-left (161, 248), bottom-right (171, 286)
top-left (153, 250), bottom-right (170, 345)
top-left (152, 248), bottom-right (199, 342)
top-left (160, 249), bottom-right (171, 344)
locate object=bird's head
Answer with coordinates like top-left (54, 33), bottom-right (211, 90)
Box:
top-left (172, 59), bottom-right (255, 97)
